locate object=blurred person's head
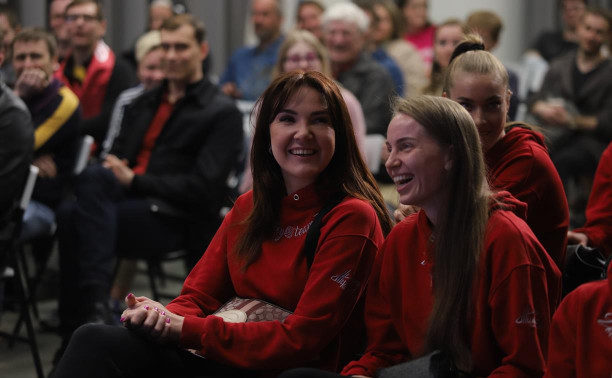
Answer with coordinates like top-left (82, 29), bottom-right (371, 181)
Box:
top-left (159, 14), bottom-right (207, 84)
top-left (561, 0), bottom-right (587, 31)
top-left (64, 0), bottom-right (106, 51)
top-left (465, 10), bottom-right (503, 51)
top-left (12, 28), bottom-right (58, 80)
top-left (49, 0), bottom-right (71, 36)
top-left (275, 29), bottom-right (331, 77)
top-left (371, 0), bottom-right (405, 44)
top-left (296, 1), bottom-right (325, 41)
top-left (398, 0), bottom-right (428, 34)
top-left (135, 30), bottom-right (164, 90)
top-left (251, 0), bottom-right (283, 45)
top-left (322, 2), bottom-right (369, 67)
top-left (442, 34), bottom-right (511, 152)
top-left (149, 0), bottom-right (174, 31)
top-left (0, 5), bottom-right (20, 56)
top-left (434, 19), bottom-right (465, 70)
top-left (576, 7), bottom-right (611, 57)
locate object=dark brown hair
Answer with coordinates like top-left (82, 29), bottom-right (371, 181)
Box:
top-left (13, 28), bottom-right (58, 58)
top-left (65, 0), bottom-right (104, 21)
top-left (393, 95), bottom-right (490, 370)
top-left (160, 14), bottom-right (206, 43)
top-left (235, 71), bottom-right (393, 268)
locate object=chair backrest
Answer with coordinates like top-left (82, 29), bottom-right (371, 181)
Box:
top-left (73, 135), bottom-right (94, 176)
top-left (19, 166), bottom-right (39, 212)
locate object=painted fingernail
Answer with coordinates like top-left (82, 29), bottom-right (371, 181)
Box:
top-left (165, 317), bottom-right (171, 324)
top-left (161, 311), bottom-right (165, 316)
top-left (154, 307), bottom-right (159, 312)
top-left (144, 305), bottom-right (150, 310)
top-left (126, 293), bottom-right (133, 299)
top-left (120, 316), bottom-right (125, 322)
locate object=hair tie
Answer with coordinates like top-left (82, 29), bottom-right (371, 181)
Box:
top-left (449, 42), bottom-right (485, 64)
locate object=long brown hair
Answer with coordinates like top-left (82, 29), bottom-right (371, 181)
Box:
top-left (234, 71), bottom-right (393, 268)
top-left (393, 95), bottom-right (490, 370)
top-left (423, 19), bottom-right (467, 96)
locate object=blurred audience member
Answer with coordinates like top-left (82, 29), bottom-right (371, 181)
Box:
top-left (12, 28), bottom-right (80, 239)
top-left (528, 7), bottom-right (612, 223)
top-left (0, 5), bottom-right (20, 86)
top-left (397, 0), bottom-right (435, 75)
top-left (370, 0), bottom-right (427, 97)
top-left (545, 263), bottom-right (612, 378)
top-left (149, 0), bottom-right (175, 31)
top-left (531, 0), bottom-right (586, 62)
top-left (465, 10), bottom-right (519, 120)
top-left (296, 0), bottom-right (325, 41)
top-left (0, 33), bottom-right (33, 247)
top-left (53, 15), bottom-right (243, 365)
top-left (48, 0), bottom-right (72, 63)
top-left (422, 18), bottom-right (464, 96)
top-left (220, 0), bottom-right (284, 100)
top-left (355, 0), bottom-right (404, 96)
top-left (102, 30), bottom-right (165, 157)
top-left (55, 0), bottom-right (135, 150)
top-left (322, 2), bottom-right (395, 136)
top-left (568, 142), bottom-right (612, 258)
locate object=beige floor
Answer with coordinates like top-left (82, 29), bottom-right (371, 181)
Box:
top-left (0, 250), bottom-right (186, 378)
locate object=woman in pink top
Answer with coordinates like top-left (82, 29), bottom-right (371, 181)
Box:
top-left (399, 0), bottom-right (436, 75)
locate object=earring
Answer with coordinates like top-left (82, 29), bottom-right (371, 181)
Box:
top-left (268, 146), bottom-right (272, 154)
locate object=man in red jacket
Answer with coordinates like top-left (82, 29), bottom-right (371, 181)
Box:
top-left (55, 0), bottom-right (134, 149)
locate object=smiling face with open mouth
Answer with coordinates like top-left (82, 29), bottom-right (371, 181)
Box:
top-left (385, 113), bottom-right (453, 218)
top-left (269, 85), bottom-right (336, 194)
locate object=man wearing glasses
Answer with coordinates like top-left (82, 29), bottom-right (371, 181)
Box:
top-left (55, 0), bottom-right (134, 152)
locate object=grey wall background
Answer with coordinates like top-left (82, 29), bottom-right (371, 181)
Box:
top-left (8, 0), bottom-right (612, 78)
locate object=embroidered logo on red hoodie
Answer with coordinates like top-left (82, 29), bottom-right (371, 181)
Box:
top-left (331, 270), bottom-right (351, 290)
top-left (515, 306), bottom-right (538, 328)
top-left (597, 312), bottom-right (612, 339)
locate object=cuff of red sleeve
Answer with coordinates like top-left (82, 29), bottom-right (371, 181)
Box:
top-left (179, 315), bottom-right (210, 350)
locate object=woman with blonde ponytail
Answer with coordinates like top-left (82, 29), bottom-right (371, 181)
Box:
top-left (281, 95), bottom-right (560, 377)
top-left (442, 34), bottom-right (569, 271)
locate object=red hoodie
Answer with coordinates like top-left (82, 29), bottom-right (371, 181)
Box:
top-left (573, 142), bottom-right (612, 257)
top-left (486, 125), bottom-right (569, 269)
top-left (342, 191), bottom-right (561, 377)
top-left (545, 263), bottom-right (612, 377)
top-left (165, 185), bottom-right (384, 374)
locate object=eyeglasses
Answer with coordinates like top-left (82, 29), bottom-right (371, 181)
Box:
top-left (285, 52), bottom-right (320, 65)
top-left (65, 14), bottom-right (100, 23)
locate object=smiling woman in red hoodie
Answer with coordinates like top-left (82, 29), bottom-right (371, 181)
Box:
top-left (51, 71), bottom-right (393, 378)
top-left (441, 35), bottom-right (570, 271)
top-left (281, 95), bottom-right (561, 378)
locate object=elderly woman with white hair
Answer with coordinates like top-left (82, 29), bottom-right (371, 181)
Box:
top-left (322, 1), bottom-right (396, 137)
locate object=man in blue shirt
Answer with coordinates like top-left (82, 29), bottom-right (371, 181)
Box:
top-left (220, 0), bottom-right (284, 101)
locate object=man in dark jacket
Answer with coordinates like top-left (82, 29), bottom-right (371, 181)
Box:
top-left (54, 14), bottom-right (243, 359)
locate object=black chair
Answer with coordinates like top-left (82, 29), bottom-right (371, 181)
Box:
top-left (0, 165), bottom-right (45, 378)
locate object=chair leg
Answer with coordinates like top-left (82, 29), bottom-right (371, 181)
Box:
top-left (147, 260), bottom-right (160, 302)
top-left (12, 248), bottom-right (45, 378)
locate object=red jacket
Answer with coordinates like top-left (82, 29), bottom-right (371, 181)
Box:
top-left (165, 185), bottom-right (384, 374)
top-left (573, 142), bottom-right (612, 257)
top-left (55, 41), bottom-right (115, 119)
top-left (342, 192), bottom-right (561, 377)
top-left (486, 125), bottom-right (569, 269)
top-left (545, 264), bottom-right (612, 377)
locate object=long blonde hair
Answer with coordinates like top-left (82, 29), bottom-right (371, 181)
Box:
top-left (273, 30), bottom-right (332, 78)
top-left (442, 34), bottom-right (509, 95)
top-left (393, 95), bottom-right (490, 370)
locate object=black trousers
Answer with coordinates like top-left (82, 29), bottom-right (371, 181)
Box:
top-left (56, 165), bottom-right (188, 333)
top-left (52, 324), bottom-right (255, 378)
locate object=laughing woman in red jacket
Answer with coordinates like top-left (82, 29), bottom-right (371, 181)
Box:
top-left (282, 95), bottom-right (560, 377)
top-left (52, 71), bottom-right (392, 377)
